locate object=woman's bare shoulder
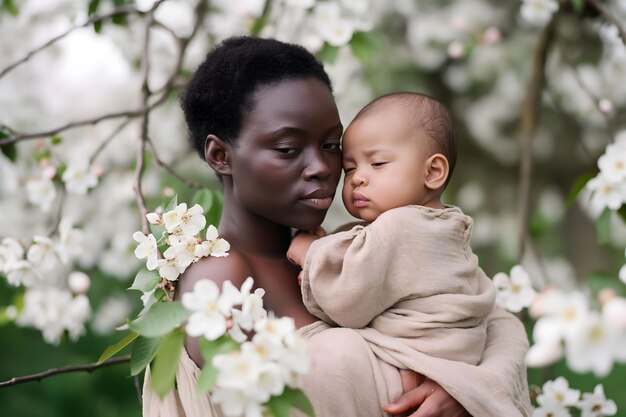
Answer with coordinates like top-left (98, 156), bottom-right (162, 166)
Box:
top-left (176, 249), bottom-right (254, 296)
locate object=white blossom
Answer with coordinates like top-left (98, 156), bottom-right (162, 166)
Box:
top-left (586, 173), bottom-right (626, 213)
top-left (27, 236), bottom-right (60, 271)
top-left (26, 176), bottom-right (57, 212)
top-left (0, 237), bottom-right (24, 273)
top-left (520, 0), bottom-right (559, 27)
top-left (182, 279), bottom-right (228, 340)
top-left (598, 142), bottom-right (626, 183)
top-left (17, 288), bottom-right (90, 345)
top-left (5, 260), bottom-right (41, 287)
top-left (194, 225), bottom-right (230, 258)
top-left (493, 265), bottom-right (537, 312)
top-left (68, 271), bottom-right (91, 294)
top-left (156, 257), bottom-right (186, 281)
top-left (565, 312), bottom-right (618, 377)
top-left (578, 385), bottom-right (617, 417)
top-left (163, 236), bottom-right (198, 269)
top-left (537, 377), bottom-right (580, 408)
top-left (58, 220), bottom-right (84, 263)
top-left (213, 344), bottom-right (263, 391)
top-left (62, 163), bottom-right (98, 194)
top-left (162, 203), bottom-right (206, 237)
top-left (133, 231), bottom-right (159, 271)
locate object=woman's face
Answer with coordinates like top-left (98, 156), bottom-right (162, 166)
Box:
top-left (228, 78), bottom-right (343, 230)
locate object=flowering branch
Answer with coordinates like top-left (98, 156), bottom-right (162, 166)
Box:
top-left (517, 15), bottom-right (557, 261)
top-left (0, 356), bottom-right (130, 388)
top-left (0, 6), bottom-right (145, 80)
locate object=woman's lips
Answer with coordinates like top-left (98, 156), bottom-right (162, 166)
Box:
top-left (299, 196), bottom-right (333, 210)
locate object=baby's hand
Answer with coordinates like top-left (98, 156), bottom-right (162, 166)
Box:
top-left (287, 230), bottom-right (323, 267)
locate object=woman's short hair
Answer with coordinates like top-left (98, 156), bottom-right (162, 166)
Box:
top-left (181, 36), bottom-right (333, 158)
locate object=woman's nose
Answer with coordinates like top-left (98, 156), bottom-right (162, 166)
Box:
top-left (303, 151), bottom-right (332, 181)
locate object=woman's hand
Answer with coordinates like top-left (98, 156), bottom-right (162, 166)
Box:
top-left (383, 371), bottom-right (471, 417)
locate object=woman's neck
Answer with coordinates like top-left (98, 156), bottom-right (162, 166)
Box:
top-left (217, 198), bottom-right (292, 259)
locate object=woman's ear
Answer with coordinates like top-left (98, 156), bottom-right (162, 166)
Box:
top-left (204, 134), bottom-right (232, 176)
top-left (424, 153), bottom-right (449, 191)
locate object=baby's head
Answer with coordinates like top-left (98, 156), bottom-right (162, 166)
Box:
top-left (341, 92), bottom-right (457, 222)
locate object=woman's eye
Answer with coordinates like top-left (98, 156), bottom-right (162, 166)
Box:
top-left (275, 147), bottom-right (298, 156)
top-left (323, 142), bottom-right (341, 152)
top-left (372, 162), bottom-right (387, 167)
top-left (344, 166), bottom-right (355, 173)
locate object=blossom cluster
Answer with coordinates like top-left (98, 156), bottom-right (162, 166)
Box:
top-left (586, 131), bottom-right (626, 215)
top-left (532, 377), bottom-right (616, 417)
top-left (527, 289), bottom-right (626, 378)
top-left (182, 278), bottom-right (311, 417)
top-left (133, 202), bottom-right (230, 302)
top-left (0, 220), bottom-right (91, 344)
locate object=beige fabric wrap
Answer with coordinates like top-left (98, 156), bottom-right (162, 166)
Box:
top-left (143, 207), bottom-right (531, 417)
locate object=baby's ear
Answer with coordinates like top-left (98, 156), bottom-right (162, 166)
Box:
top-left (204, 134), bottom-right (232, 176)
top-left (424, 153), bottom-right (449, 191)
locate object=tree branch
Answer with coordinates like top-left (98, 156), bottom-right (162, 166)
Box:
top-left (89, 118), bottom-right (134, 165)
top-left (517, 16), bottom-right (558, 261)
top-left (0, 110), bottom-right (142, 146)
top-left (0, 356), bottom-right (130, 388)
top-left (147, 138), bottom-right (203, 189)
top-left (0, 6), bottom-right (145, 80)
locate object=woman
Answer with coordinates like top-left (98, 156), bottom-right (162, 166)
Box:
top-left (143, 36), bottom-right (531, 417)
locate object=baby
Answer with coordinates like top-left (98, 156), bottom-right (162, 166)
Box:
top-left (288, 92), bottom-right (496, 379)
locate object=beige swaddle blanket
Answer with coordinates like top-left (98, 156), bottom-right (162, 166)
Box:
top-left (301, 205), bottom-right (529, 417)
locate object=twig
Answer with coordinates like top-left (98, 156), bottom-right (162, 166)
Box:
top-left (543, 89), bottom-right (594, 162)
top-left (47, 187), bottom-right (67, 237)
top-left (89, 118), bottom-right (134, 165)
top-left (0, 356), bottom-right (130, 388)
top-left (589, 0), bottom-right (626, 46)
top-left (0, 6), bottom-right (144, 80)
top-left (517, 16), bottom-right (558, 262)
top-left (559, 44), bottom-right (616, 137)
top-left (134, 1), bottom-right (164, 236)
top-left (150, 0), bottom-right (209, 101)
top-left (0, 110), bottom-right (142, 146)
top-left (147, 139), bottom-right (203, 189)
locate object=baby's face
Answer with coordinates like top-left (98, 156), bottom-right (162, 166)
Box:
top-left (341, 109), bottom-right (434, 222)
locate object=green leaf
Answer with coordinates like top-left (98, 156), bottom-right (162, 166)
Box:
top-left (316, 43), bottom-right (339, 64)
top-left (88, 0), bottom-right (100, 15)
top-left (51, 135), bottom-right (63, 145)
top-left (267, 389), bottom-right (292, 417)
top-left (97, 331), bottom-right (139, 364)
top-left (567, 172), bottom-right (596, 206)
top-left (129, 301), bottom-right (191, 338)
top-left (150, 328), bottom-right (185, 398)
top-left (2, 0), bottom-right (19, 16)
top-left (349, 31), bottom-right (383, 64)
top-left (596, 208), bottom-right (611, 245)
top-left (130, 336), bottom-right (161, 376)
top-left (164, 194), bottom-right (179, 213)
top-left (196, 336), bottom-right (240, 393)
top-left (571, 0), bottom-right (584, 14)
top-left (250, 17), bottom-right (267, 35)
top-left (128, 269), bottom-right (161, 293)
top-left (290, 388), bottom-right (315, 417)
top-left (0, 143), bottom-right (17, 162)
